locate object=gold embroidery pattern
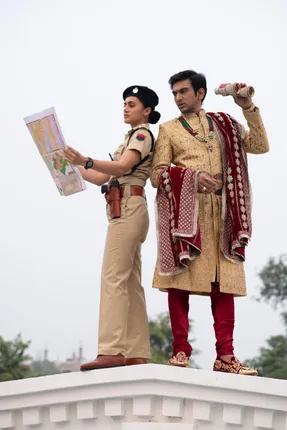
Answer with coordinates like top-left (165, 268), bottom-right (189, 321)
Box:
top-left (168, 351), bottom-right (190, 368)
top-left (213, 356), bottom-right (258, 376)
top-left (243, 110), bottom-right (270, 154)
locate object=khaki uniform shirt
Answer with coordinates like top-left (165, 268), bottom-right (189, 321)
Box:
top-left (150, 107), bottom-right (269, 296)
top-left (110, 123), bottom-right (153, 187)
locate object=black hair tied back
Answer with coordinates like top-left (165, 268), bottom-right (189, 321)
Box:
top-left (149, 110), bottom-right (161, 124)
top-left (123, 85), bottom-right (160, 124)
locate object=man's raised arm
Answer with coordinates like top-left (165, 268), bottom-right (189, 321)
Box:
top-left (241, 106), bottom-right (270, 154)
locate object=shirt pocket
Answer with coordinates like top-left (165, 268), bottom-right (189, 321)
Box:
top-left (113, 144), bottom-right (125, 161)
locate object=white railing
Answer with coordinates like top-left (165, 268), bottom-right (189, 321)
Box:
top-left (0, 364), bottom-right (287, 429)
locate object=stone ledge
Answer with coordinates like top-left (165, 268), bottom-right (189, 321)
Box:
top-left (0, 364), bottom-right (286, 429)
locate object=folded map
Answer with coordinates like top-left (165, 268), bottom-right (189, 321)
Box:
top-left (24, 107), bottom-right (86, 196)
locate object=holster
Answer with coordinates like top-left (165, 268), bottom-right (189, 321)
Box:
top-left (101, 180), bottom-right (121, 219)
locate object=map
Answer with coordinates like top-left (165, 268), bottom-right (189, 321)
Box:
top-left (24, 107), bottom-right (86, 196)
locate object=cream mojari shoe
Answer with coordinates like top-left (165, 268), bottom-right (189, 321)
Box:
top-left (213, 356), bottom-right (258, 376)
top-left (168, 351), bottom-right (190, 368)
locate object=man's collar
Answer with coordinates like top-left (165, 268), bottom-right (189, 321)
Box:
top-left (182, 109), bottom-right (206, 121)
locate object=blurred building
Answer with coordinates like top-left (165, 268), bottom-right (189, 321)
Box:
top-left (57, 346), bottom-right (85, 373)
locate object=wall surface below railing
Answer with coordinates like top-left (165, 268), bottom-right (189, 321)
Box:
top-left (1, 364), bottom-right (287, 429)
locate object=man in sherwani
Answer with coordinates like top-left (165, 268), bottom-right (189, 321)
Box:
top-left (150, 70), bottom-right (269, 375)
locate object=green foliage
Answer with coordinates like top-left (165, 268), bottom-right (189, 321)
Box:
top-left (245, 335), bottom-right (287, 379)
top-left (149, 313), bottom-right (173, 364)
top-left (0, 334), bottom-right (32, 382)
top-left (149, 312), bottom-right (199, 367)
top-left (258, 254), bottom-right (287, 308)
top-left (246, 254), bottom-right (287, 380)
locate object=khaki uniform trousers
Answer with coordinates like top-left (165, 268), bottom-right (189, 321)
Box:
top-left (98, 188), bottom-right (150, 359)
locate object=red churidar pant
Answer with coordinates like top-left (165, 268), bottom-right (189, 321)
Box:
top-left (168, 282), bottom-right (234, 358)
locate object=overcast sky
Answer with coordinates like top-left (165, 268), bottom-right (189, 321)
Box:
top-left (1, 0), bottom-right (286, 369)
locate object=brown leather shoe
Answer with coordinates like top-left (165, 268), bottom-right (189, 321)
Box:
top-left (80, 354), bottom-right (125, 371)
top-left (125, 358), bottom-right (149, 365)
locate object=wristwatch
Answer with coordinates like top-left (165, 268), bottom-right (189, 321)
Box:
top-left (84, 157), bottom-right (94, 170)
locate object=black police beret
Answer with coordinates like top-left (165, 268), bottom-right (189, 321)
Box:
top-left (123, 85), bottom-right (159, 109)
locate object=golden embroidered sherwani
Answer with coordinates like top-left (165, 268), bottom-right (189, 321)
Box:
top-left (150, 107), bottom-right (269, 296)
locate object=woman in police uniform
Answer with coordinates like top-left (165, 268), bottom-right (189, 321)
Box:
top-left (63, 85), bottom-right (160, 369)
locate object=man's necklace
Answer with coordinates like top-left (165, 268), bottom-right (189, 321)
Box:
top-left (178, 114), bottom-right (215, 152)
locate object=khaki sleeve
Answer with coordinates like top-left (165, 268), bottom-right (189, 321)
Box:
top-left (150, 124), bottom-right (173, 188)
top-left (241, 107), bottom-right (270, 154)
top-left (127, 130), bottom-right (152, 159)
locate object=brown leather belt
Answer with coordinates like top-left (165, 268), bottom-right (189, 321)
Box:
top-left (120, 186), bottom-right (145, 198)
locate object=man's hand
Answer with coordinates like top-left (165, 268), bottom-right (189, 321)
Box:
top-left (233, 83), bottom-right (253, 110)
top-left (198, 172), bottom-right (218, 194)
top-left (63, 146), bottom-right (88, 166)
